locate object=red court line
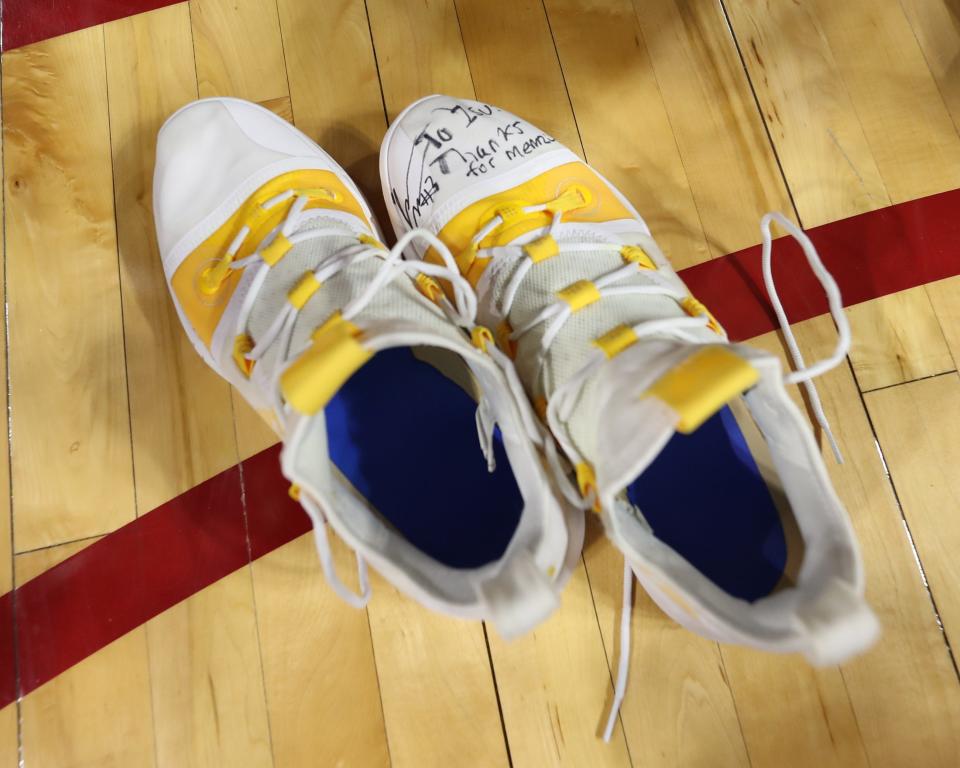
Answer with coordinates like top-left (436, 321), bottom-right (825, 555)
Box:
top-left (684, 187), bottom-right (960, 341)
top-left (2, 0), bottom-right (178, 51)
top-left (0, 190), bottom-right (958, 708)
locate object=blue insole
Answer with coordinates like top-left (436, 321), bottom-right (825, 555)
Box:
top-left (324, 347), bottom-right (523, 568)
top-left (626, 407), bottom-right (787, 601)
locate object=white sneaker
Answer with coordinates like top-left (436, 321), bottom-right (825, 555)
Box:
top-left (380, 95), bottom-right (879, 671)
top-left (153, 97), bottom-right (583, 638)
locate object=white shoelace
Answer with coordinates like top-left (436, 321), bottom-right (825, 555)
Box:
top-left (459, 200), bottom-right (851, 739)
top-left (220, 191), bottom-right (507, 608)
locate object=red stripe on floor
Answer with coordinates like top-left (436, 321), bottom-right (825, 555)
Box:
top-left (683, 187), bottom-right (960, 341)
top-left (0, 190), bottom-right (959, 708)
top-left (2, 0), bottom-right (179, 51)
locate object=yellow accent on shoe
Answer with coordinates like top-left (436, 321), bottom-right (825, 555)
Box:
top-left (524, 235), bottom-right (559, 264)
top-left (621, 245), bottom-right (656, 270)
top-left (415, 273), bottom-right (444, 303)
top-left (233, 334), bottom-right (255, 377)
top-left (358, 233), bottom-right (385, 249)
top-left (262, 233), bottom-right (293, 267)
top-left (428, 163), bottom-right (634, 289)
top-left (645, 346), bottom-right (758, 434)
top-left (171, 170), bottom-right (374, 350)
top-left (680, 296), bottom-right (723, 335)
top-left (288, 272), bottom-right (322, 310)
top-left (575, 462), bottom-right (601, 513)
top-left (593, 324), bottom-right (639, 359)
top-left (533, 395), bottom-right (548, 421)
top-left (545, 184), bottom-right (591, 214)
top-left (280, 312), bottom-right (372, 415)
top-left (471, 325), bottom-right (495, 352)
top-left (288, 483), bottom-right (301, 501)
top-left (557, 280), bottom-right (602, 312)
top-left (495, 320), bottom-right (517, 358)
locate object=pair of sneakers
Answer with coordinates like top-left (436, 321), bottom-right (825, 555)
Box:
top-left (153, 95), bottom-right (878, 696)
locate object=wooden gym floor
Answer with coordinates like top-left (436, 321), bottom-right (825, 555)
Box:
top-left (1, 0), bottom-right (960, 765)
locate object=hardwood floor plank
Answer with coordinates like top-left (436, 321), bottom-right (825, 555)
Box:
top-left (252, 534), bottom-right (389, 768)
top-left (926, 275), bottom-right (960, 369)
top-left (3, 28), bottom-right (136, 551)
top-left (629, 0), bottom-right (794, 257)
top-left (866, 373), bottom-right (960, 650)
top-left (724, 0), bottom-right (889, 226)
top-left (191, 0), bottom-right (290, 102)
top-left (844, 288), bottom-right (955, 391)
top-left (544, 0), bottom-right (710, 269)
top-left (367, 0), bottom-right (475, 122)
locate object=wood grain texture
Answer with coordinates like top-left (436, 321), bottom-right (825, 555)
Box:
top-left (584, 526), bottom-right (750, 768)
top-left (899, 0), bottom-right (960, 128)
top-left (844, 288), bottom-right (955, 391)
top-left (275, 0), bottom-right (386, 205)
top-left (725, 0), bottom-right (889, 226)
top-left (18, 538), bottom-right (156, 768)
top-left (367, 575), bottom-right (508, 768)
top-left (742, 317), bottom-right (960, 768)
top-left (544, 0), bottom-right (710, 270)
top-left (866, 373), bottom-right (960, 645)
top-left (191, 0), bottom-right (289, 102)
top-left (367, 0), bottom-right (475, 122)
top-left (808, 0), bottom-right (960, 204)
top-left (0, 92), bottom-right (16, 767)
top-left (3, 27), bottom-right (135, 551)
top-left (629, 0), bottom-right (794, 256)
top-left (486, 561), bottom-right (632, 767)
top-left (927, 275), bottom-right (960, 368)
top-left (456, 0), bottom-right (583, 152)
top-left (253, 534), bottom-right (389, 768)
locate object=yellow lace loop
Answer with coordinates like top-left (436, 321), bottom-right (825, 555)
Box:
top-left (471, 325), bottom-right (495, 352)
top-left (680, 296), bottom-right (723, 335)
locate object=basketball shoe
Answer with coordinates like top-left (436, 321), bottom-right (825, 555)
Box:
top-left (153, 97), bottom-right (583, 638)
top-left (380, 95), bottom-right (879, 697)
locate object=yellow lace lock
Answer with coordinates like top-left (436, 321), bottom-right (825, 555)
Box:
top-left (232, 334), bottom-right (256, 377)
top-left (282, 312), bottom-right (371, 414)
top-left (621, 245), bottom-right (656, 270)
top-left (523, 235), bottom-right (559, 264)
top-left (681, 296), bottom-right (723, 335)
top-left (471, 325), bottom-right (495, 352)
top-left (262, 233), bottom-right (292, 267)
top-left (199, 258), bottom-right (233, 295)
top-left (358, 233), bottom-right (385, 250)
top-left (496, 204), bottom-right (526, 225)
top-left (593, 324), bottom-right (639, 359)
top-left (557, 280), bottom-right (602, 313)
top-left (295, 187), bottom-right (340, 203)
top-left (575, 462), bottom-right (601, 513)
top-left (288, 484), bottom-right (301, 502)
top-left (415, 274), bottom-right (444, 303)
top-left (547, 184), bottom-right (591, 214)
top-left (288, 272), bottom-right (322, 310)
